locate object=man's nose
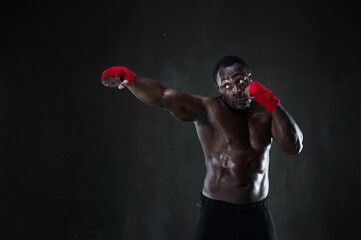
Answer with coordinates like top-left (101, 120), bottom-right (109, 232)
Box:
top-left (232, 85), bottom-right (242, 96)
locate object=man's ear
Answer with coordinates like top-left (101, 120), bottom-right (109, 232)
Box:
top-left (216, 83), bottom-right (221, 92)
top-left (215, 76), bottom-right (221, 92)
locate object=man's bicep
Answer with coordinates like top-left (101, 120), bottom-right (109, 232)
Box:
top-left (161, 89), bottom-right (207, 122)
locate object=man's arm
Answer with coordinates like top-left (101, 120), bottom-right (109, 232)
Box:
top-left (271, 104), bottom-right (303, 155)
top-left (246, 81), bottom-right (303, 154)
top-left (128, 75), bottom-right (206, 121)
top-left (102, 67), bottom-right (206, 122)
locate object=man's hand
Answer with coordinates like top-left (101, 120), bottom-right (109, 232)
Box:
top-left (102, 75), bottom-right (130, 89)
top-left (239, 74), bottom-right (254, 100)
top-left (244, 82), bottom-right (255, 100)
top-left (249, 81), bottom-right (280, 112)
top-left (101, 66), bottom-right (135, 88)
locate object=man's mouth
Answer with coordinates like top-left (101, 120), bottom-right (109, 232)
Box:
top-left (234, 98), bottom-right (248, 104)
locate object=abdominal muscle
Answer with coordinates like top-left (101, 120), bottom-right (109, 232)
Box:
top-left (202, 149), bottom-right (270, 204)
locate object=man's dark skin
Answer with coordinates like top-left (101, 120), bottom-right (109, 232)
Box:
top-left (102, 63), bottom-right (303, 204)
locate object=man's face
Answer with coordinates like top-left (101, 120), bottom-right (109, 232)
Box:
top-left (216, 63), bottom-right (252, 111)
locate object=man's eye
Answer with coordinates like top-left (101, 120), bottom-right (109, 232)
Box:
top-left (225, 85), bottom-right (230, 89)
top-left (238, 79), bottom-right (248, 86)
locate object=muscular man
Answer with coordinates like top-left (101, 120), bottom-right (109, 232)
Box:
top-left (101, 55), bottom-right (303, 240)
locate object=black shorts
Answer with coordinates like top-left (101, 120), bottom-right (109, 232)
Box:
top-left (192, 193), bottom-right (277, 240)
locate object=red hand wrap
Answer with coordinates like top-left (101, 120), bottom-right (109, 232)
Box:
top-left (101, 66), bottom-right (135, 86)
top-left (249, 81), bottom-right (280, 112)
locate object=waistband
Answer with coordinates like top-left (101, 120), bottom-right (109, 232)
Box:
top-left (199, 192), bottom-right (269, 212)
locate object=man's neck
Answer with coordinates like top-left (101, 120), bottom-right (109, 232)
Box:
top-left (218, 95), bottom-right (255, 117)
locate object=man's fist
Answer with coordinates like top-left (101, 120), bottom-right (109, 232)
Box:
top-left (101, 66), bottom-right (135, 88)
top-left (249, 81), bottom-right (280, 112)
top-left (102, 75), bottom-right (130, 89)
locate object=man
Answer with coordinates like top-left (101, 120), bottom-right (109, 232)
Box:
top-left (101, 55), bottom-right (303, 240)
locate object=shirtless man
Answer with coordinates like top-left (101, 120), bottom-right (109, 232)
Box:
top-left (101, 55), bottom-right (303, 240)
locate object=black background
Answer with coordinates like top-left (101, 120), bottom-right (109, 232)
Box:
top-left (1, 0), bottom-right (361, 239)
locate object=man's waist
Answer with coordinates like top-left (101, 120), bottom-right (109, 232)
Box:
top-left (199, 192), bottom-right (269, 212)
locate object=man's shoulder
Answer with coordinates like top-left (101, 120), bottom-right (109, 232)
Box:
top-left (189, 95), bottom-right (220, 125)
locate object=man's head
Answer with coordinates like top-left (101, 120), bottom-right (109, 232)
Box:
top-left (213, 55), bottom-right (252, 111)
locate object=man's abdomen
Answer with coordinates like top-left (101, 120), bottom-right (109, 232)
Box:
top-left (202, 151), bottom-right (270, 204)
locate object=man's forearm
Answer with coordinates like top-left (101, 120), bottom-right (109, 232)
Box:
top-left (271, 104), bottom-right (303, 154)
top-left (127, 75), bottom-right (166, 106)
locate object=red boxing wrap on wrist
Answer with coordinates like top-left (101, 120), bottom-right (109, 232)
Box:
top-left (101, 66), bottom-right (135, 86)
top-left (249, 81), bottom-right (280, 112)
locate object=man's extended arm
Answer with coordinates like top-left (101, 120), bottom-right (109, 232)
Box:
top-left (128, 75), bottom-right (206, 121)
top-left (102, 67), bottom-right (206, 122)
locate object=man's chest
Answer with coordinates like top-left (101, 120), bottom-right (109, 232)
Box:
top-left (208, 106), bottom-right (273, 150)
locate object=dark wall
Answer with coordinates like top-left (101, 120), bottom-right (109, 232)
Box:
top-left (2, 0), bottom-right (361, 239)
